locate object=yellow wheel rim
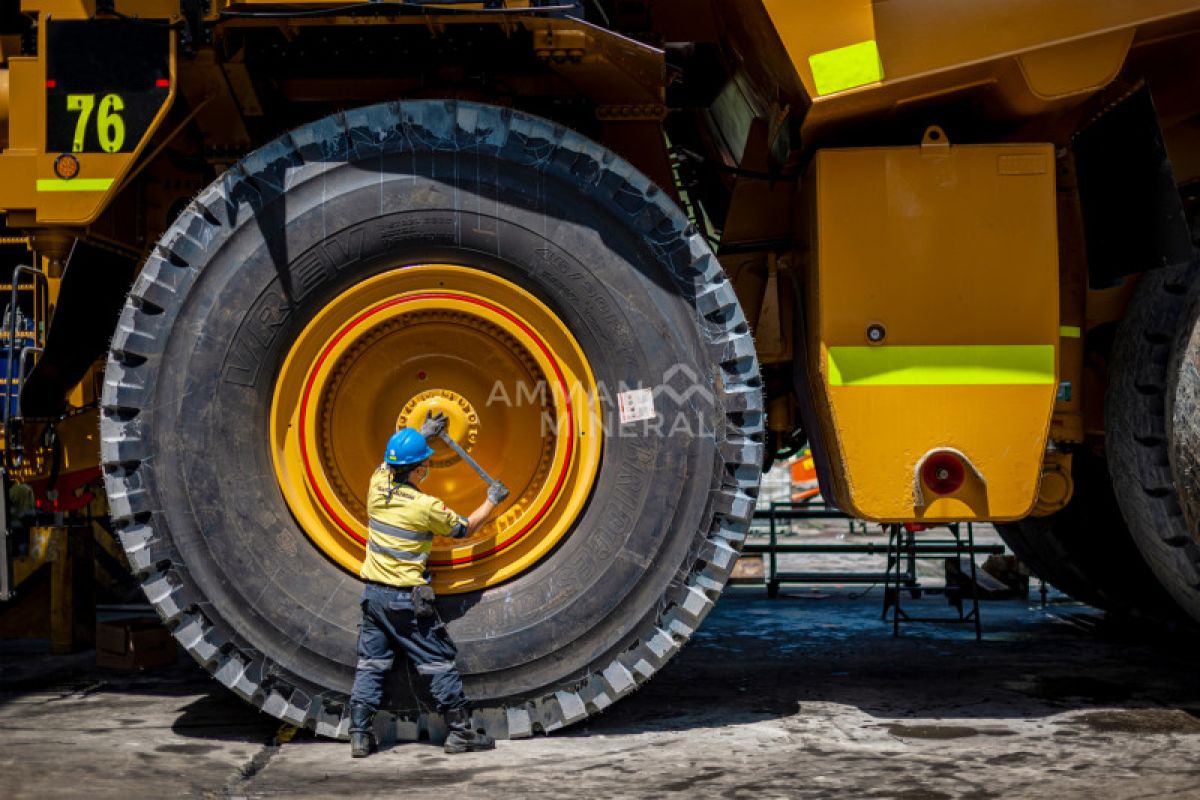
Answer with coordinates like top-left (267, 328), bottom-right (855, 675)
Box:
top-left (271, 265), bottom-right (601, 594)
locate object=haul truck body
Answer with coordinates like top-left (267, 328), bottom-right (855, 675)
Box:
top-left (1, 0), bottom-right (1199, 739)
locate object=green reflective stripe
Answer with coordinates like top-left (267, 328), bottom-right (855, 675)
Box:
top-left (1059, 325), bottom-right (1081, 338)
top-left (827, 345), bottom-right (1056, 386)
top-left (36, 178), bottom-right (114, 192)
top-left (808, 40), bottom-right (884, 96)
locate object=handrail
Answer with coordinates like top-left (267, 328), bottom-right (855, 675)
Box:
top-left (3, 265), bottom-right (47, 424)
top-left (16, 346), bottom-right (42, 408)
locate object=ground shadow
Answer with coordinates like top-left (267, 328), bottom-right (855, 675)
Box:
top-left (7, 584), bottom-right (1200, 744)
top-left (562, 586), bottom-right (1200, 738)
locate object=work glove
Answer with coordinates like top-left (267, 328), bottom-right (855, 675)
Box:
top-left (419, 411), bottom-right (449, 440)
top-left (487, 481), bottom-right (509, 505)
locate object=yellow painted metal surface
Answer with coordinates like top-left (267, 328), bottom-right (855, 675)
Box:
top-left (1048, 159), bottom-right (1088, 448)
top-left (805, 132), bottom-right (1059, 522)
top-left (1, 1), bottom-right (665, 225)
top-left (762, 0), bottom-right (877, 99)
top-left (271, 265), bottom-right (601, 594)
top-left (10, 527), bottom-right (59, 588)
top-left (761, 0), bottom-right (1200, 138)
top-left (0, 66), bottom-right (9, 150)
top-left (0, 0), bottom-right (177, 225)
top-left (807, 40), bottom-right (883, 97)
top-left (1033, 451), bottom-right (1073, 516)
top-left (218, 0), bottom-right (531, 6)
top-left (5, 525), bottom-right (95, 653)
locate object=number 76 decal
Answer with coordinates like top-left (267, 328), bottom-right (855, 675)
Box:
top-left (65, 93), bottom-right (126, 153)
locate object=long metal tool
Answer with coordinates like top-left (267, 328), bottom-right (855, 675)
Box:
top-left (438, 430), bottom-right (494, 485)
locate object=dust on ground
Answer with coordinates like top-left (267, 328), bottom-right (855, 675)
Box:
top-left (4, 528), bottom-right (1200, 799)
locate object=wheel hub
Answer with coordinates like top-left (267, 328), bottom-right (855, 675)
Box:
top-left (270, 265), bottom-right (601, 594)
top-left (397, 388), bottom-right (482, 468)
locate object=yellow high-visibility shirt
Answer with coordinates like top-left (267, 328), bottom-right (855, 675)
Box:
top-left (360, 465), bottom-right (467, 587)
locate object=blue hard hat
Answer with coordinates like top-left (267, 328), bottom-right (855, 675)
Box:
top-left (384, 428), bottom-right (433, 466)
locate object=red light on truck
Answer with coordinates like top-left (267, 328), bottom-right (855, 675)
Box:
top-left (155, 78), bottom-right (170, 88)
top-left (921, 452), bottom-right (965, 495)
top-left (53, 153), bottom-right (80, 180)
top-left (46, 79), bottom-right (57, 89)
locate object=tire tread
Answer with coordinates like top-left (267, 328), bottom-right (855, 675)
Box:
top-left (102, 100), bottom-right (763, 740)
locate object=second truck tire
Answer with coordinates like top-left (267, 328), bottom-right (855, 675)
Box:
top-left (1107, 257), bottom-right (1200, 625)
top-left (994, 450), bottom-right (1182, 619)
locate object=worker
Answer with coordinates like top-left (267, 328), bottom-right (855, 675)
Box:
top-left (349, 412), bottom-right (508, 758)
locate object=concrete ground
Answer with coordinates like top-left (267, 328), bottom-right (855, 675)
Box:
top-left (5, 561), bottom-right (1200, 798)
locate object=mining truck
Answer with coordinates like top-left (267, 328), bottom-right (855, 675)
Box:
top-left (2, 0), bottom-right (1200, 740)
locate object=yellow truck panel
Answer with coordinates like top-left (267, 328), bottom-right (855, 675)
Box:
top-left (0, 5), bottom-right (176, 226)
top-left (762, 0), bottom-right (1200, 141)
top-left (806, 131), bottom-right (1059, 521)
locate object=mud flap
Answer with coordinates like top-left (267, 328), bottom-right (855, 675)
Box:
top-left (1073, 84), bottom-right (1193, 287)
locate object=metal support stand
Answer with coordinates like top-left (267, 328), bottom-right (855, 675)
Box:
top-left (759, 502), bottom-right (866, 597)
top-left (746, 504), bottom-right (1003, 600)
top-left (882, 523), bottom-right (982, 640)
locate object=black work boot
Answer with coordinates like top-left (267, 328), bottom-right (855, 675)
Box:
top-left (443, 707), bottom-right (495, 754)
top-left (349, 702), bottom-right (377, 758)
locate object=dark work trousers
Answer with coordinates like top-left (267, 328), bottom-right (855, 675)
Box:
top-left (349, 583), bottom-right (468, 725)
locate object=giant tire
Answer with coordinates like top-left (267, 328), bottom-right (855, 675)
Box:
top-left (1107, 256), bottom-right (1200, 623)
top-left (994, 450), bottom-right (1182, 619)
top-left (101, 101), bottom-right (763, 739)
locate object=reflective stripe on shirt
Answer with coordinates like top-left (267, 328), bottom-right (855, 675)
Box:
top-left (367, 539), bottom-right (429, 563)
top-left (368, 519), bottom-right (432, 542)
top-left (360, 464), bottom-right (466, 586)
